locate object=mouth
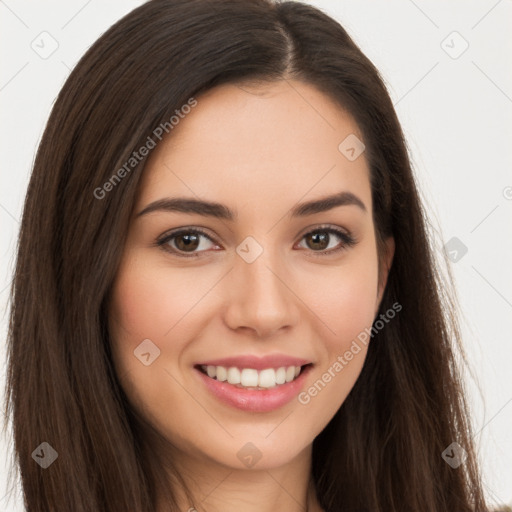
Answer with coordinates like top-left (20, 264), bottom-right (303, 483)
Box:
top-left (195, 363), bottom-right (313, 390)
top-left (194, 362), bottom-right (314, 412)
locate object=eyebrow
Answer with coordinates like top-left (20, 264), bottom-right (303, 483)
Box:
top-left (136, 191), bottom-right (367, 220)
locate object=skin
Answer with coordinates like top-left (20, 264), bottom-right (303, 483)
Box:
top-left (108, 79), bottom-right (394, 512)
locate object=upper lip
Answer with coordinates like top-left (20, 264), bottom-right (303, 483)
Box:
top-left (195, 354), bottom-right (312, 371)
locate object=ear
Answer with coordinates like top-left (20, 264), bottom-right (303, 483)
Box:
top-left (375, 236), bottom-right (395, 315)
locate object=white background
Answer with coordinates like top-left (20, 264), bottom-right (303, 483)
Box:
top-left (1, 0), bottom-right (511, 509)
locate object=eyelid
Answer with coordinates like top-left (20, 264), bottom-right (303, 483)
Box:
top-left (295, 223), bottom-right (351, 240)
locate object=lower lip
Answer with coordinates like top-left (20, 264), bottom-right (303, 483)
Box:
top-left (194, 365), bottom-right (313, 413)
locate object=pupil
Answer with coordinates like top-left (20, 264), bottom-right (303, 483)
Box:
top-left (308, 231), bottom-right (328, 250)
top-left (176, 234), bottom-right (199, 252)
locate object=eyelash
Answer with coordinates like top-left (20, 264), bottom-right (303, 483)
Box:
top-left (155, 225), bottom-right (357, 259)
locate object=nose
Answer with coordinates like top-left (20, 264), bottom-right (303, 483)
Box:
top-left (223, 247), bottom-right (300, 338)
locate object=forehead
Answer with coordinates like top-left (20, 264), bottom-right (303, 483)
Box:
top-left (136, 80), bottom-right (371, 216)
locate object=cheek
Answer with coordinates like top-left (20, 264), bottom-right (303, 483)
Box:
top-left (296, 248), bottom-right (379, 353)
top-left (107, 251), bottom-right (229, 412)
top-left (109, 253), bottom-right (212, 348)
top-left (332, 267), bottom-right (378, 346)
top-left (292, 247), bottom-right (379, 425)
top-left (107, 253), bottom-right (202, 430)
top-left (107, 253), bottom-right (187, 395)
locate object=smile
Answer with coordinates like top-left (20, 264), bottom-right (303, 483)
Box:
top-left (198, 364), bottom-right (304, 390)
top-left (194, 363), bottom-right (314, 413)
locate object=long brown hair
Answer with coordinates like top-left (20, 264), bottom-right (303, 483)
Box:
top-left (3, 0), bottom-right (487, 510)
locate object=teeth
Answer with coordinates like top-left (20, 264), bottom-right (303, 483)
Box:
top-left (227, 367), bottom-right (240, 384)
top-left (240, 368), bottom-right (259, 387)
top-left (216, 366), bottom-right (227, 382)
top-left (200, 364), bottom-right (304, 389)
top-left (275, 367), bottom-right (286, 385)
top-left (285, 366), bottom-right (295, 382)
top-left (258, 368), bottom-right (276, 388)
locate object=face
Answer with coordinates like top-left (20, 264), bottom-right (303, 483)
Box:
top-left (108, 80), bottom-right (394, 473)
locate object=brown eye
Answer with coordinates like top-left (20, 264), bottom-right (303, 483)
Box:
top-left (297, 227), bottom-right (356, 255)
top-left (304, 231), bottom-right (330, 251)
top-left (157, 228), bottom-right (219, 257)
top-left (174, 233), bottom-right (201, 252)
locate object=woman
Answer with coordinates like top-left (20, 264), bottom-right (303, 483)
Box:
top-left (4, 0), bottom-right (488, 510)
